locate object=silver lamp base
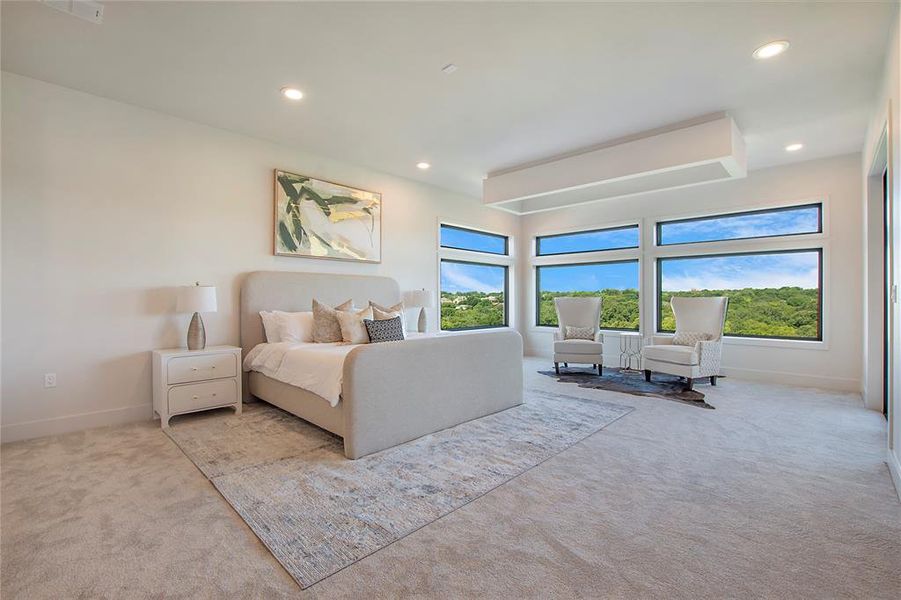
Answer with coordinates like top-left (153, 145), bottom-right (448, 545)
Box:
top-left (187, 312), bottom-right (206, 350)
top-left (417, 307), bottom-right (427, 333)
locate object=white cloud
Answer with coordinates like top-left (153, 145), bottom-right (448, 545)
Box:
top-left (663, 267), bottom-right (819, 291)
top-left (441, 263), bottom-right (502, 293)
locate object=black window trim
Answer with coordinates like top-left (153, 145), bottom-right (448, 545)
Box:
top-left (439, 258), bottom-right (509, 331)
top-left (439, 224), bottom-right (509, 256)
top-left (535, 258), bottom-right (640, 332)
top-left (655, 202), bottom-right (823, 247)
top-left (655, 247), bottom-right (824, 342)
top-left (536, 223), bottom-right (640, 257)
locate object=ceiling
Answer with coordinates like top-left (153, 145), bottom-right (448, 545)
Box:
top-left (1, 1), bottom-right (893, 199)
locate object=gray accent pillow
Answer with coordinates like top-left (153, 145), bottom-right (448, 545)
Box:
top-left (565, 326), bottom-right (595, 340)
top-left (312, 299), bottom-right (353, 343)
top-left (672, 331), bottom-right (712, 346)
top-left (364, 316), bottom-right (405, 343)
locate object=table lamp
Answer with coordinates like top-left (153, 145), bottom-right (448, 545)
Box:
top-left (402, 289), bottom-right (434, 333)
top-left (177, 282), bottom-right (217, 350)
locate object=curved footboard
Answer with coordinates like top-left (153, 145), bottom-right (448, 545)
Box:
top-left (341, 330), bottom-right (523, 459)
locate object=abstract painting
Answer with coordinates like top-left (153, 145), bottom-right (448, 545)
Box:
top-left (274, 170), bottom-right (381, 262)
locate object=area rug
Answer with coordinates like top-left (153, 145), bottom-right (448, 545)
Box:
top-left (538, 366), bottom-right (716, 409)
top-left (165, 389), bottom-right (632, 588)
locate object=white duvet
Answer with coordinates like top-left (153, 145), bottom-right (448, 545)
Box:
top-left (242, 342), bottom-right (359, 407)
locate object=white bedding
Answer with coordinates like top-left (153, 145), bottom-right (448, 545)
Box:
top-left (242, 342), bottom-right (358, 407)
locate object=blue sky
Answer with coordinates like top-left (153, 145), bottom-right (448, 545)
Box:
top-left (441, 261), bottom-right (505, 293)
top-left (440, 226), bottom-right (506, 254)
top-left (440, 208), bottom-right (820, 294)
top-left (539, 262), bottom-right (639, 292)
top-left (660, 205), bottom-right (819, 245)
top-left (539, 227), bottom-right (638, 255)
top-left (661, 251), bottom-right (819, 291)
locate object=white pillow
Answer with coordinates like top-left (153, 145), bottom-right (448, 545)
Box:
top-left (672, 331), bottom-right (712, 346)
top-left (259, 311), bottom-right (282, 343)
top-left (335, 306), bottom-right (374, 344)
top-left (370, 301), bottom-right (407, 337)
top-left (275, 311), bottom-right (315, 343)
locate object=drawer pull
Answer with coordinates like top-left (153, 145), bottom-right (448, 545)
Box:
top-left (192, 395), bottom-right (199, 400)
top-left (191, 367), bottom-right (198, 371)
top-left (212, 393), bottom-right (217, 397)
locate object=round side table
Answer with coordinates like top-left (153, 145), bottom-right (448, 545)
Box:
top-left (619, 332), bottom-right (643, 373)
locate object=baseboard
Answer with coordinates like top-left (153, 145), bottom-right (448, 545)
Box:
top-left (1, 403), bottom-right (153, 444)
top-left (523, 351), bottom-right (861, 393)
top-left (888, 448), bottom-right (901, 503)
top-left (719, 365), bottom-right (860, 393)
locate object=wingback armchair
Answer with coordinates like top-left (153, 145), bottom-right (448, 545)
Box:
top-left (642, 296), bottom-right (728, 391)
top-left (553, 297), bottom-right (604, 376)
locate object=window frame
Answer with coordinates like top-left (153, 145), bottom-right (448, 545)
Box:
top-left (440, 223), bottom-right (509, 256)
top-left (439, 258), bottom-right (510, 331)
top-left (655, 247), bottom-right (824, 342)
top-left (536, 223), bottom-right (640, 257)
top-left (534, 258), bottom-right (641, 332)
top-left (655, 202), bottom-right (823, 247)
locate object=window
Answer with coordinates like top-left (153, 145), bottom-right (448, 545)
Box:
top-left (440, 224), bottom-right (508, 255)
top-left (440, 260), bottom-right (508, 330)
top-left (537, 224), bottom-right (639, 256)
top-left (657, 203), bottom-right (822, 246)
top-left (657, 249), bottom-right (822, 340)
top-left (536, 260), bottom-right (639, 330)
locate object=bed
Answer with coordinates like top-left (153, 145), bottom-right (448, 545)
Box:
top-left (240, 271), bottom-right (524, 459)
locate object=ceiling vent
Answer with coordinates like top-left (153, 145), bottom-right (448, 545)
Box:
top-left (483, 113), bottom-right (746, 214)
top-left (40, 1), bottom-right (104, 25)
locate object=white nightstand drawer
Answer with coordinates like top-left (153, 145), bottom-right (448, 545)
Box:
top-left (168, 379), bottom-right (237, 414)
top-left (167, 353), bottom-right (236, 384)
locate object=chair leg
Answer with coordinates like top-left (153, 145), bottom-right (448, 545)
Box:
top-left (710, 375), bottom-right (717, 386)
top-left (686, 378), bottom-right (694, 391)
top-left (644, 369), bottom-right (651, 382)
top-left (555, 362), bottom-right (560, 375)
top-left (597, 363), bottom-right (603, 376)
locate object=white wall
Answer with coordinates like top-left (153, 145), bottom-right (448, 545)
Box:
top-left (518, 154), bottom-right (864, 392)
top-left (862, 6), bottom-right (901, 498)
top-left (0, 72), bottom-right (519, 442)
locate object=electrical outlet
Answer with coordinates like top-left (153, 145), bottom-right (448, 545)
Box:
top-left (44, 373), bottom-right (57, 388)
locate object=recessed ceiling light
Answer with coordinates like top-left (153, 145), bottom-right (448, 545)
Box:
top-left (416, 162), bottom-right (431, 170)
top-left (753, 40), bottom-right (791, 60)
top-left (785, 143), bottom-right (804, 152)
top-left (280, 87), bottom-right (304, 100)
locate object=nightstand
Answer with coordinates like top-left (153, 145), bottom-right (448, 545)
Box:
top-left (152, 345), bottom-right (242, 428)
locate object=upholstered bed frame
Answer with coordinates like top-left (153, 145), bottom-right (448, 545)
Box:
top-left (240, 271), bottom-right (524, 459)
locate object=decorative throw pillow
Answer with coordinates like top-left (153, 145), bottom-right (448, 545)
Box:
top-left (565, 326), bottom-right (595, 340)
top-left (312, 299), bottom-right (353, 343)
top-left (371, 302), bottom-right (407, 336)
top-left (259, 311), bottom-right (282, 343)
top-left (672, 331), bottom-right (712, 346)
top-left (335, 306), bottom-right (374, 344)
top-left (274, 311), bottom-right (315, 343)
top-left (364, 316), bottom-right (405, 343)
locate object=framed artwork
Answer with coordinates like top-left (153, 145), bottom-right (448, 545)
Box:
top-left (274, 169), bottom-right (381, 262)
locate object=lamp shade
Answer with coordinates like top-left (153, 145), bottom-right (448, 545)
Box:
top-left (176, 285), bottom-right (217, 313)
top-left (402, 289), bottom-right (434, 308)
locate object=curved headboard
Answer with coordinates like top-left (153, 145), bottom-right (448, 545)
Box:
top-left (240, 271), bottom-right (401, 353)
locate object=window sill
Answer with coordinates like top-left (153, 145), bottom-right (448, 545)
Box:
top-left (655, 333), bottom-right (829, 351)
top-left (529, 327), bottom-right (829, 350)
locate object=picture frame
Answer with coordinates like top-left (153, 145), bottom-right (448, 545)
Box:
top-left (273, 169), bottom-right (382, 263)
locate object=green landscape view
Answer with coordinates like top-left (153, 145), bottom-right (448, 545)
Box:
top-left (440, 292), bottom-right (506, 330)
top-left (442, 287), bottom-right (819, 339)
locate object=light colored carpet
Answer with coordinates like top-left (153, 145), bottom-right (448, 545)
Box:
top-left (2, 357), bottom-right (899, 598)
top-left (164, 390), bottom-right (632, 588)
